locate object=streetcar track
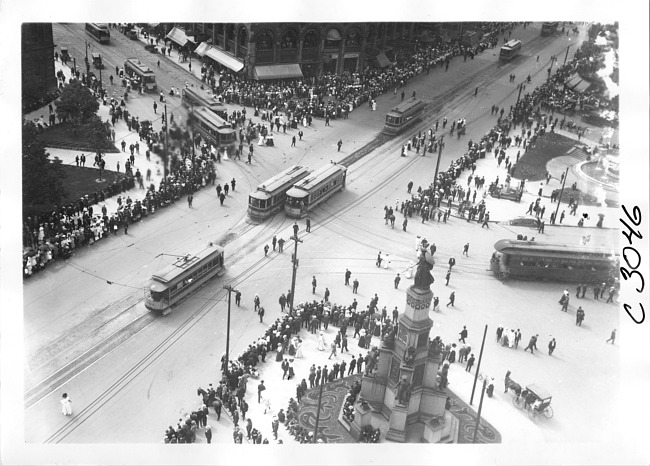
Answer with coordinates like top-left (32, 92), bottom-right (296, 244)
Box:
top-left (38, 218), bottom-right (290, 442)
top-left (37, 27), bottom-right (563, 441)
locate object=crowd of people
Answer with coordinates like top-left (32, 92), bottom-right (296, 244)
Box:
top-left (195, 23), bottom-right (516, 129)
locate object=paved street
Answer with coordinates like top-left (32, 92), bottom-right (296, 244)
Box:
top-left (20, 21), bottom-right (631, 451)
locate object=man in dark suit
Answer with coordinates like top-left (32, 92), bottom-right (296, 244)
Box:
top-left (348, 356), bottom-right (357, 375)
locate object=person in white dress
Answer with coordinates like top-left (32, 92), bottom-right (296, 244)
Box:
top-left (60, 393), bottom-right (72, 416)
top-left (295, 338), bottom-right (304, 358)
top-left (317, 331), bottom-right (326, 351)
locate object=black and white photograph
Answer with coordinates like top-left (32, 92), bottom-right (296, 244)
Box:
top-left (1, 1), bottom-right (649, 465)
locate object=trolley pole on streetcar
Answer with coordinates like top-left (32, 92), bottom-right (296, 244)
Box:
top-left (288, 234), bottom-right (303, 315)
top-left (470, 324), bottom-right (488, 406)
top-left (222, 284), bottom-right (239, 377)
top-left (313, 380), bottom-right (325, 443)
top-left (554, 166), bottom-right (570, 223)
top-left (472, 379), bottom-right (487, 443)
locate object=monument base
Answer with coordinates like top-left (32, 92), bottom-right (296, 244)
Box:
top-left (385, 404), bottom-right (408, 443)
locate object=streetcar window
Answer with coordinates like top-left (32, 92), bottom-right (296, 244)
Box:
top-left (150, 290), bottom-right (164, 301)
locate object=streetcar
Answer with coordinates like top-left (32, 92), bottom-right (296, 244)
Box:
top-left (145, 243), bottom-right (225, 315)
top-left (499, 39), bottom-right (523, 62)
top-left (541, 22), bottom-right (559, 36)
top-left (383, 98), bottom-right (425, 135)
top-left (191, 106), bottom-right (237, 149)
top-left (491, 239), bottom-right (619, 283)
top-left (248, 165), bottom-right (312, 221)
top-left (85, 23), bottom-right (111, 44)
top-left (123, 58), bottom-right (157, 92)
top-left (182, 86), bottom-right (228, 119)
top-left (284, 162), bottom-right (347, 218)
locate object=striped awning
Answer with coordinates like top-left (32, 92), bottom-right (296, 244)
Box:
top-left (166, 27), bottom-right (189, 47)
top-left (194, 42), bottom-right (210, 57)
top-left (376, 52), bottom-right (391, 68)
top-left (254, 64), bottom-right (303, 80)
top-left (204, 47), bottom-right (244, 72)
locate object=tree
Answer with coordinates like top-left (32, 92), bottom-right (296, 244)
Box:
top-left (54, 81), bottom-right (99, 125)
top-left (22, 120), bottom-right (67, 212)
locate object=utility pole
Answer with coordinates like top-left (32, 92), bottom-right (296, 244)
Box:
top-left (289, 234), bottom-right (303, 315)
top-left (84, 41), bottom-right (90, 85)
top-left (516, 82), bottom-right (523, 104)
top-left (313, 380), bottom-right (325, 443)
top-left (470, 324), bottom-right (488, 405)
top-left (472, 378), bottom-right (487, 443)
top-left (564, 44), bottom-right (570, 64)
top-left (433, 137), bottom-right (443, 185)
top-left (98, 55), bottom-right (103, 92)
top-left (222, 284), bottom-right (238, 376)
top-left (554, 166), bottom-right (570, 222)
top-left (164, 104), bottom-right (169, 177)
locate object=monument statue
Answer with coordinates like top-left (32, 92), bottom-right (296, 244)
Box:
top-left (395, 375), bottom-right (412, 405)
top-left (413, 251), bottom-right (434, 290)
top-left (403, 346), bottom-right (416, 366)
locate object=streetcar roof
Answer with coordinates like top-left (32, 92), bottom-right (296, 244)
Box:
top-left (494, 239), bottom-right (618, 258)
top-left (526, 384), bottom-right (552, 401)
top-left (502, 39), bottom-right (522, 49)
top-left (289, 162), bottom-right (347, 192)
top-left (255, 165), bottom-right (312, 194)
top-left (249, 190), bottom-right (272, 201)
top-left (151, 244), bottom-right (224, 284)
top-left (193, 105), bottom-right (230, 128)
top-left (183, 87), bottom-right (225, 108)
top-left (387, 98), bottom-right (424, 115)
top-left (125, 58), bottom-right (155, 75)
top-left (285, 187), bottom-right (309, 199)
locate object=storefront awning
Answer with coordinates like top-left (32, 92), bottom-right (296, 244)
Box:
top-left (204, 47), bottom-right (244, 72)
top-left (376, 52), bottom-right (391, 68)
top-left (254, 64), bottom-right (303, 80)
top-left (166, 27), bottom-right (190, 47)
top-left (194, 42), bottom-right (210, 57)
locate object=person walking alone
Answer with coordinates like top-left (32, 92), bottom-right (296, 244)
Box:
top-left (60, 393), bottom-right (72, 416)
top-left (605, 329), bottom-right (616, 344)
top-left (548, 337), bottom-right (556, 355)
top-left (524, 334), bottom-right (538, 354)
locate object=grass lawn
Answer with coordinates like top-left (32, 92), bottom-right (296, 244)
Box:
top-left (36, 123), bottom-right (119, 153)
top-left (512, 132), bottom-right (576, 181)
top-left (24, 165), bottom-right (124, 217)
top-left (512, 132), bottom-right (617, 207)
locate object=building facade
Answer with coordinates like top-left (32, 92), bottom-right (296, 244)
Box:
top-left (167, 22), bottom-right (433, 79)
top-left (22, 23), bottom-right (57, 105)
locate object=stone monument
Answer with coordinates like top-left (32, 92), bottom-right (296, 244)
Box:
top-left (356, 240), bottom-right (458, 442)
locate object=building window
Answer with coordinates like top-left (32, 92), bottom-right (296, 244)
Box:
top-left (281, 29), bottom-right (297, 48)
top-left (238, 27), bottom-right (247, 47)
top-left (303, 29), bottom-right (319, 48)
top-left (347, 28), bottom-right (361, 47)
top-left (257, 30), bottom-right (274, 50)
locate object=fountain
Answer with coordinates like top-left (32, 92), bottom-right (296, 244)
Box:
top-left (577, 148), bottom-right (619, 191)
